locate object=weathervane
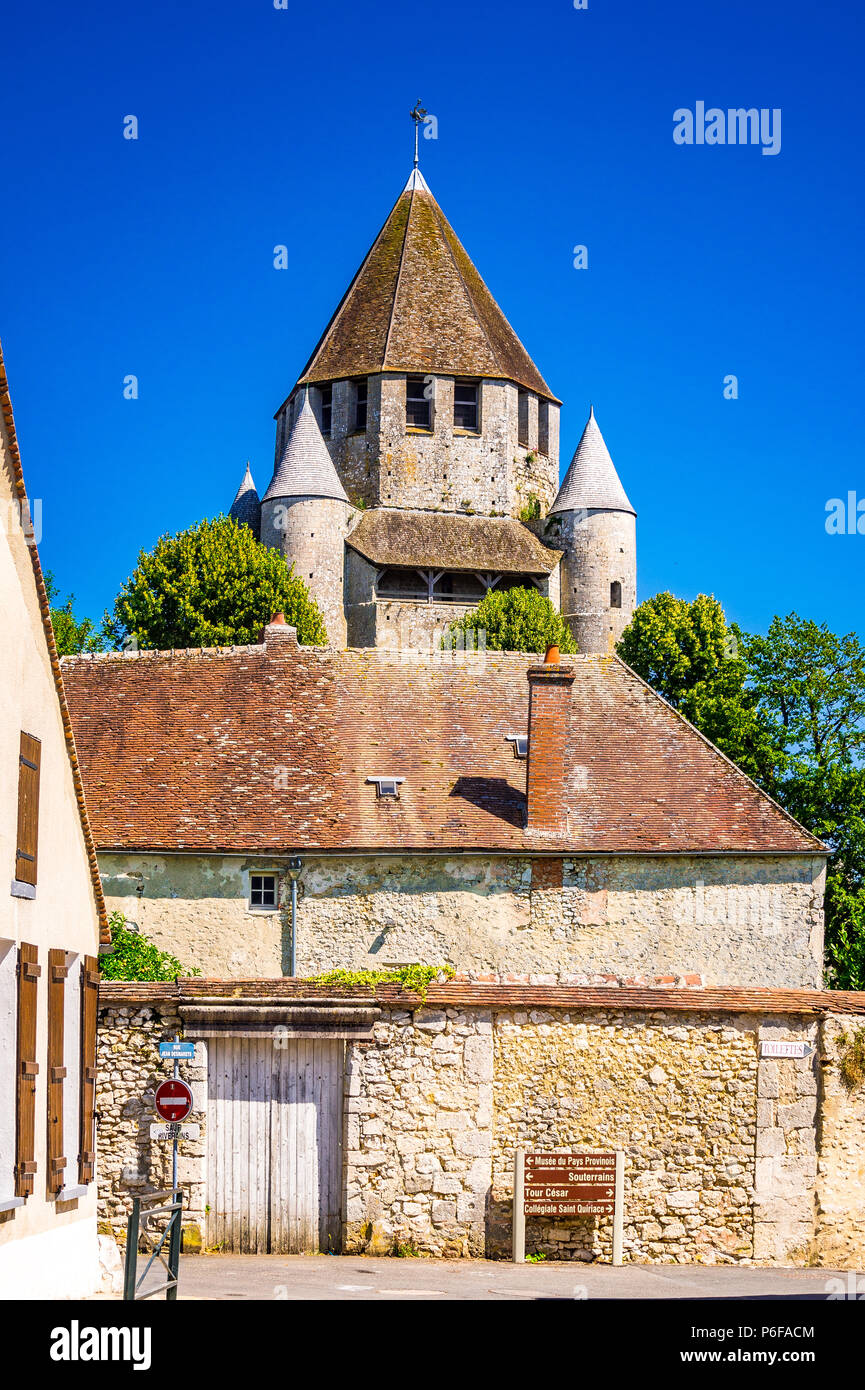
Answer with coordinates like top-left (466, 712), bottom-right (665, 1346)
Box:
top-left (410, 99), bottom-right (427, 169)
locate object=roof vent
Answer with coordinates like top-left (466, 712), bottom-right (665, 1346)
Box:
top-left (367, 776), bottom-right (405, 799)
top-left (505, 734), bottom-right (528, 759)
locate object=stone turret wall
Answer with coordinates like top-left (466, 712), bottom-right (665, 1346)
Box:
top-left (260, 495), bottom-right (353, 647)
top-left (280, 374), bottom-right (559, 519)
top-left (552, 508), bottom-right (637, 654)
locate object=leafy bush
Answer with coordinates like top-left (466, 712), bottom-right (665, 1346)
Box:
top-left (109, 515), bottom-right (327, 650)
top-left (444, 586), bottom-right (576, 656)
top-left (99, 912), bottom-right (200, 982)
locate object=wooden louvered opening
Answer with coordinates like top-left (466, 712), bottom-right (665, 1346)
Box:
top-left (46, 949), bottom-right (68, 1197)
top-left (15, 733), bottom-right (41, 887)
top-left (15, 943), bottom-right (40, 1197)
top-left (79, 957), bottom-right (99, 1185)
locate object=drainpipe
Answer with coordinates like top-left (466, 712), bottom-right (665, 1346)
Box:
top-left (286, 858), bottom-right (303, 975)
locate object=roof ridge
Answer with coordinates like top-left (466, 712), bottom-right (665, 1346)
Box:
top-left (381, 188), bottom-right (415, 367)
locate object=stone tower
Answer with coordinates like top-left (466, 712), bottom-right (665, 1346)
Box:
top-left (546, 408), bottom-right (636, 654)
top-left (260, 394), bottom-right (355, 646)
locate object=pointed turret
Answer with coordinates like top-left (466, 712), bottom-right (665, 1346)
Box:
top-left (228, 462), bottom-right (261, 536)
top-left (550, 408), bottom-right (635, 516)
top-left (550, 408), bottom-right (637, 655)
top-left (259, 395), bottom-right (354, 648)
top-left (263, 394), bottom-right (349, 504)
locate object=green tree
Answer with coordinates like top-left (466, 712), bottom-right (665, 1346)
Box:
top-left (109, 515), bottom-right (327, 650)
top-left (99, 912), bottom-right (200, 982)
top-left (616, 592), bottom-right (776, 783)
top-left (618, 599), bottom-right (865, 989)
top-left (44, 572), bottom-right (107, 656)
top-left (444, 586), bottom-right (577, 656)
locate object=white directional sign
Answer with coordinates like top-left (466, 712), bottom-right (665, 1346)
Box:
top-left (150, 1122), bottom-right (200, 1141)
top-left (760, 1040), bottom-right (815, 1059)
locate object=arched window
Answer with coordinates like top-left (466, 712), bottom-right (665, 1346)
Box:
top-left (610, 581), bottom-right (622, 609)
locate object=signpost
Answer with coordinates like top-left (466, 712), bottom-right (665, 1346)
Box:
top-left (152, 1038), bottom-right (195, 1196)
top-left (760, 1040), bottom-right (815, 1059)
top-left (513, 1149), bottom-right (625, 1266)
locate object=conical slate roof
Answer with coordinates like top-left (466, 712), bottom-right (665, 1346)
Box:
top-left (228, 462), bottom-right (261, 531)
top-left (294, 171), bottom-right (557, 401)
top-left (263, 395), bottom-right (350, 503)
top-left (550, 409), bottom-right (635, 515)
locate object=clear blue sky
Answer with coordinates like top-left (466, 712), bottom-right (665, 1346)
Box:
top-left (1, 0), bottom-right (862, 637)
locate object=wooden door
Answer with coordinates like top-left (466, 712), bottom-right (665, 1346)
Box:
top-left (206, 1035), bottom-right (344, 1253)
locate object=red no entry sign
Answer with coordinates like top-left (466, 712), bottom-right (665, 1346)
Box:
top-left (154, 1078), bottom-right (193, 1123)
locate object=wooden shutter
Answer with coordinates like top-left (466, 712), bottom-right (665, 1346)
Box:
top-left (15, 733), bottom-right (41, 886)
top-left (15, 943), bottom-right (40, 1197)
top-left (47, 949), bottom-right (68, 1196)
top-left (78, 957), bottom-right (99, 1184)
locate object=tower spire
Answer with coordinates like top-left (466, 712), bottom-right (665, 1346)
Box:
top-left (410, 99), bottom-right (427, 169)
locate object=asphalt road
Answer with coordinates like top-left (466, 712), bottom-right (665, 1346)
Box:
top-left (146, 1255), bottom-right (863, 1301)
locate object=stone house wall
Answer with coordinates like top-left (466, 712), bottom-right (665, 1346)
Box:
top-left (95, 991), bottom-right (865, 1268)
top-left (98, 852), bottom-right (825, 989)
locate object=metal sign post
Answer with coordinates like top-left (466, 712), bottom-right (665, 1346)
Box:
top-left (513, 1147), bottom-right (525, 1264)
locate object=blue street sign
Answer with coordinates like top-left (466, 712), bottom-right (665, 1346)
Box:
top-left (159, 1041), bottom-right (195, 1059)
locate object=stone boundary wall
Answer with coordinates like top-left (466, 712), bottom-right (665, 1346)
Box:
top-left (95, 989), bottom-right (865, 1267)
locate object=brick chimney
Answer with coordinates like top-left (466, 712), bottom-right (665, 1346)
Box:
top-left (525, 650), bottom-right (576, 833)
top-left (264, 613), bottom-right (299, 648)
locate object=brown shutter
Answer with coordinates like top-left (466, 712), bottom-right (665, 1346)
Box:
top-left (15, 943), bottom-right (40, 1197)
top-left (15, 733), bottom-right (41, 887)
top-left (78, 957), bottom-right (99, 1184)
top-left (47, 948), bottom-right (68, 1196)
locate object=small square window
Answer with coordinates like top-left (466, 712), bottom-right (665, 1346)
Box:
top-left (250, 873), bottom-right (278, 909)
top-left (505, 734), bottom-right (528, 759)
top-left (454, 381), bottom-right (479, 431)
top-left (367, 776), bottom-right (405, 798)
top-left (406, 376), bottom-right (431, 429)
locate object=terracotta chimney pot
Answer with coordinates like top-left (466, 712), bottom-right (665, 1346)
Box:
top-left (544, 644), bottom-right (559, 665)
top-left (271, 612), bottom-right (286, 625)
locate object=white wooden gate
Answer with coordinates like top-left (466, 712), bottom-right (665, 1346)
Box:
top-left (206, 1035), bottom-right (344, 1253)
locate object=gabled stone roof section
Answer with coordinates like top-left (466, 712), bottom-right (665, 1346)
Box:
top-left (228, 462), bottom-right (261, 532)
top-left (61, 644), bottom-right (823, 858)
top-left (551, 408), bottom-right (635, 515)
top-left (294, 176), bottom-right (558, 402)
top-left (346, 509), bottom-right (561, 575)
top-left (262, 395), bottom-right (350, 504)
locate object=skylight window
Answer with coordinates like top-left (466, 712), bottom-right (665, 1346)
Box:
top-left (505, 734), bottom-right (528, 759)
top-left (367, 776), bottom-right (405, 799)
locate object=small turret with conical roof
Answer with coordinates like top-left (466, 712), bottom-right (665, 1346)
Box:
top-left (228, 462), bottom-right (261, 536)
top-left (260, 393), bottom-right (355, 646)
top-left (548, 408), bottom-right (636, 654)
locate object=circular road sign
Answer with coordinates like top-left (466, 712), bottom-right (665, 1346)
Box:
top-left (154, 1078), bottom-right (193, 1123)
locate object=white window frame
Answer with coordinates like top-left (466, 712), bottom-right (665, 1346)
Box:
top-left (248, 871), bottom-right (279, 913)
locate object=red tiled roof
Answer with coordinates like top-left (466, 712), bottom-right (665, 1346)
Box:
top-left (62, 640), bottom-right (821, 857)
top-left (98, 979), bottom-right (865, 1016)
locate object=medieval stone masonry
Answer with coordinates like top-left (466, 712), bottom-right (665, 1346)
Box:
top-left (96, 982), bottom-right (865, 1268)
